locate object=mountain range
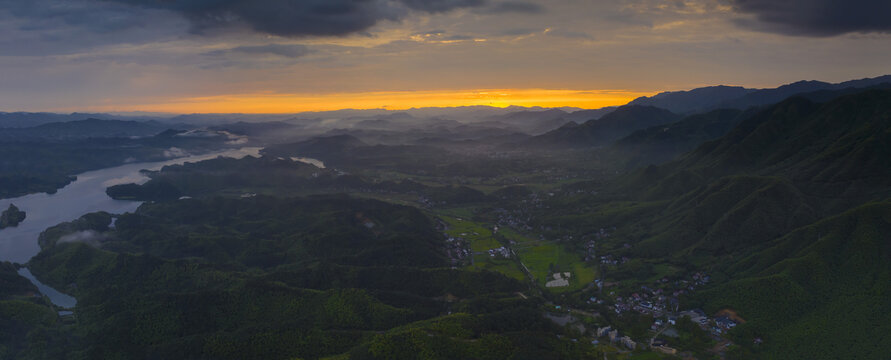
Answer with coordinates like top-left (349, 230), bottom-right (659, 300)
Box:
top-left (524, 105), bottom-right (681, 148)
top-left (629, 75), bottom-right (891, 114)
top-left (626, 90), bottom-right (890, 359)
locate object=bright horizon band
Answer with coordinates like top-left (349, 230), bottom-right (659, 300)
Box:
top-left (56, 89), bottom-right (656, 114)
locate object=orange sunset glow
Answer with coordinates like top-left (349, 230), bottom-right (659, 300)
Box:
top-left (75, 89), bottom-right (655, 114)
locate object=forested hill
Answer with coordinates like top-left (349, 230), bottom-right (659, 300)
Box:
top-left (694, 201), bottom-right (891, 359)
top-left (19, 196), bottom-right (597, 359)
top-left (515, 88), bottom-right (890, 359)
top-left (608, 108), bottom-right (750, 169)
top-left (628, 74), bottom-right (891, 114)
top-left (606, 89), bottom-right (891, 358)
top-left (632, 89), bottom-right (891, 209)
top-left (616, 90), bottom-right (891, 259)
top-left (525, 105), bottom-right (680, 148)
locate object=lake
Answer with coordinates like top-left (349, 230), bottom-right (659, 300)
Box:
top-left (0, 147), bottom-right (263, 306)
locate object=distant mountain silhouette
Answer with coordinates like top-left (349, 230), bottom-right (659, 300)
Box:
top-left (629, 85), bottom-right (754, 114)
top-left (0, 118), bottom-right (172, 140)
top-left (629, 74), bottom-right (891, 114)
top-left (563, 107), bottom-right (619, 123)
top-left (0, 112), bottom-right (164, 128)
top-left (611, 82), bottom-right (891, 168)
top-left (476, 109), bottom-right (570, 135)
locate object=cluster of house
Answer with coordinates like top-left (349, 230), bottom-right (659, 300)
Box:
top-left (444, 236), bottom-right (470, 266)
top-left (493, 206), bottom-right (535, 232)
top-left (607, 270), bottom-right (714, 318)
top-left (592, 308), bottom-right (735, 355)
top-left (691, 272), bottom-right (711, 286)
top-left (583, 240), bottom-right (597, 262)
top-left (439, 217), bottom-right (469, 266)
top-left (676, 309), bottom-right (739, 335)
top-left (712, 315), bottom-right (739, 334)
top-left (487, 246), bottom-right (511, 258)
top-left (594, 326), bottom-right (637, 350)
top-left (599, 254), bottom-right (629, 266)
top-left (610, 288), bottom-right (676, 317)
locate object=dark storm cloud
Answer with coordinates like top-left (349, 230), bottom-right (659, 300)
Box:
top-left (197, 43), bottom-right (320, 69)
top-left (399, 0), bottom-right (485, 13)
top-left (729, 0), bottom-right (891, 36)
top-left (209, 44), bottom-right (314, 58)
top-left (2, 0), bottom-right (146, 33)
top-left (0, 0), bottom-right (187, 55)
top-left (102, 0), bottom-right (487, 37)
top-left (479, 1), bottom-right (544, 14)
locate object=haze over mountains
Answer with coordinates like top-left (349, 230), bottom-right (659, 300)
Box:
top-left (1, 74), bottom-right (888, 200)
top-left (3, 75), bottom-right (888, 141)
top-left (1, 75), bottom-right (889, 360)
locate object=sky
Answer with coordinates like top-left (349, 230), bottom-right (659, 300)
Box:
top-left (0, 0), bottom-right (889, 113)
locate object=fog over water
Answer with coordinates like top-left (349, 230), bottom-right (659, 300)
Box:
top-left (0, 147), bottom-right (262, 265)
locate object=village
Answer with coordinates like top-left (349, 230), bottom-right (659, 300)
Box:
top-left (438, 209), bottom-right (748, 358)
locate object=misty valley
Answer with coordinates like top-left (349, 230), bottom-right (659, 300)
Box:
top-left (1, 78), bottom-right (890, 360)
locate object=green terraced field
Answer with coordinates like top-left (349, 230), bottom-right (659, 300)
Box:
top-left (516, 241), bottom-right (598, 292)
top-left (439, 216), bottom-right (502, 252)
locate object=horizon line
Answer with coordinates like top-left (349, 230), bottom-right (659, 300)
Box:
top-left (10, 88), bottom-right (656, 115)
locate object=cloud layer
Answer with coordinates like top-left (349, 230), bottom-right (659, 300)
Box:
top-left (103, 0), bottom-right (489, 37)
top-left (209, 44), bottom-right (313, 58)
top-left (1, 0), bottom-right (890, 113)
top-left (478, 1), bottom-right (544, 14)
top-left (729, 0), bottom-right (891, 36)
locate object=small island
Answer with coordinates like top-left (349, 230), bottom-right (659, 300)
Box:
top-left (0, 204), bottom-right (26, 229)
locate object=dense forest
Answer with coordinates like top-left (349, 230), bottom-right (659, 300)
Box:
top-left (15, 196), bottom-right (605, 359)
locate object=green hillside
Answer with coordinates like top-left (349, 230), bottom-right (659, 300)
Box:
top-left (0, 263), bottom-right (71, 360)
top-left (620, 91), bottom-right (891, 358)
top-left (528, 105), bottom-right (681, 148)
top-left (645, 90), bottom-right (891, 204)
top-left (22, 196), bottom-right (604, 359)
top-left (610, 108), bottom-right (748, 168)
top-left (696, 202), bottom-right (891, 359)
top-left (531, 89), bottom-right (891, 359)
